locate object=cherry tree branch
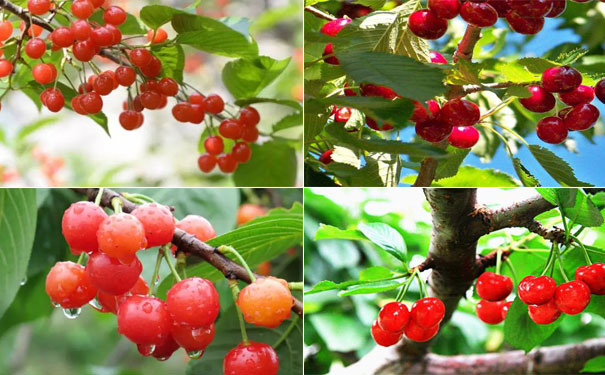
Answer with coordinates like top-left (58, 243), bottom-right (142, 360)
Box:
top-left (71, 188), bottom-right (303, 318)
top-left (305, 5), bottom-right (337, 21)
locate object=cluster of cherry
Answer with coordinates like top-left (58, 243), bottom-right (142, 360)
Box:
top-left (371, 297), bottom-right (446, 346)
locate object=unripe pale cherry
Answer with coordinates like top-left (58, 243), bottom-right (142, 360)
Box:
top-left (237, 277), bottom-right (294, 328)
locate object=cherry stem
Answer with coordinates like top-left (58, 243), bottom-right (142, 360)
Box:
top-left (505, 258), bottom-right (518, 286)
top-left (218, 245), bottom-right (256, 283)
top-left (570, 235), bottom-right (592, 266)
top-left (121, 192), bottom-right (155, 204)
top-left (554, 243), bottom-right (569, 282)
top-left (229, 279), bottom-right (249, 345)
top-left (76, 252), bottom-right (86, 265)
top-left (541, 245), bottom-right (556, 277)
top-left (496, 249), bottom-right (503, 275)
top-left (161, 245), bottom-right (182, 283)
top-left (304, 5), bottom-right (336, 21)
top-left (177, 251), bottom-right (188, 279)
top-left (288, 282), bottom-right (303, 291)
top-left (111, 197), bottom-right (123, 214)
top-left (395, 271), bottom-right (416, 302)
top-left (148, 249), bottom-right (163, 296)
top-left (273, 315), bottom-right (300, 350)
top-left (94, 187), bottom-right (104, 206)
top-left (416, 271), bottom-right (428, 298)
top-left (559, 209), bottom-right (570, 244)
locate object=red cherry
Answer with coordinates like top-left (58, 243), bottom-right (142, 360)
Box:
top-left (334, 107), bottom-right (352, 122)
top-left (371, 319), bottom-right (402, 346)
top-left (174, 215), bottom-right (216, 246)
top-left (501, 301), bottom-right (513, 320)
top-left (223, 341), bottom-right (279, 375)
top-left (476, 272), bottom-right (513, 301)
top-left (232, 142), bottom-right (252, 163)
top-left (80, 92), bottom-right (103, 114)
top-left (508, 0), bottom-right (554, 17)
top-left (71, 0), bottom-right (94, 19)
top-left (52, 26), bottom-right (75, 48)
top-left (360, 83), bottom-right (399, 99)
top-left (319, 149), bottom-right (333, 164)
top-left (559, 85), bottom-right (595, 106)
top-left (537, 116), bottom-right (568, 144)
top-left (378, 302), bottom-right (410, 332)
top-left (33, 63), bottom-right (58, 84)
top-left (130, 48), bottom-right (153, 67)
top-left (198, 153), bottom-right (217, 173)
top-left (416, 118), bottom-right (453, 142)
top-left (131, 203), bottom-right (175, 248)
top-left (596, 79), bottom-right (605, 104)
top-left (219, 119), bottom-right (244, 139)
top-left (575, 263), bottom-right (605, 295)
top-left (519, 85), bottom-right (556, 113)
top-left (563, 103), bottom-right (600, 131)
top-left (117, 295), bottom-right (172, 345)
top-left (204, 136), bottom-right (224, 155)
top-left (93, 73), bottom-right (114, 96)
top-left (322, 43), bottom-right (339, 65)
top-left (239, 106), bottom-right (260, 127)
top-left (188, 92), bottom-right (205, 105)
top-left (86, 252), bottom-right (142, 295)
top-left (541, 65), bottom-right (582, 93)
top-left (119, 110), bottom-right (144, 130)
top-left (366, 117), bottom-right (394, 131)
top-left (411, 100), bottom-right (440, 123)
top-left (71, 96), bottom-right (88, 115)
top-left (242, 127), bottom-right (259, 143)
top-left (44, 89), bottom-right (65, 112)
top-left (0, 59), bottom-right (12, 77)
top-left (146, 334), bottom-right (180, 360)
top-left (45, 261), bottom-right (97, 308)
top-left (506, 12), bottom-right (544, 34)
top-left (72, 39), bottom-right (96, 62)
top-left (140, 56), bottom-right (162, 77)
top-left (71, 20), bottom-right (92, 40)
top-left (103, 6), bottom-right (127, 26)
top-left (558, 106), bottom-right (573, 120)
top-left (28, 0), bottom-right (51, 15)
top-left (320, 18), bottom-right (351, 36)
top-left (0, 21), bottom-right (12, 42)
top-left (545, 0), bottom-right (566, 17)
top-left (428, 0), bottom-right (460, 19)
top-left (218, 153), bottom-right (238, 173)
top-left (62, 201), bottom-right (108, 254)
top-left (448, 126), bottom-right (479, 148)
top-left (147, 28), bottom-right (168, 44)
top-left (438, 99), bottom-right (480, 127)
top-left (203, 94), bottom-right (224, 114)
top-left (518, 275), bottom-right (556, 305)
top-left (460, 2), bottom-right (498, 27)
top-left (96, 276), bottom-right (149, 314)
top-left (429, 51), bottom-right (448, 64)
top-left (487, 0), bottom-right (511, 17)
top-left (409, 9), bottom-right (448, 40)
top-left (171, 321), bottom-right (215, 352)
top-left (25, 38), bottom-right (47, 59)
top-left (476, 299), bottom-right (505, 324)
top-left (159, 77), bottom-right (179, 97)
top-left (404, 319), bottom-right (439, 342)
top-left (528, 298), bottom-right (561, 324)
top-left (166, 277), bottom-right (220, 326)
top-left (115, 66), bottom-right (136, 86)
top-left (172, 103), bottom-right (194, 122)
top-left (410, 297), bottom-right (445, 329)
top-left (554, 280), bottom-right (591, 315)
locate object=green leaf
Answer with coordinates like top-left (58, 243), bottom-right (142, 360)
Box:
top-left (359, 266), bottom-right (393, 281)
top-left (15, 117), bottom-right (60, 144)
top-left (0, 189), bottom-right (38, 319)
top-left (556, 189), bottom-right (604, 227)
top-left (309, 313), bottom-right (366, 352)
top-left (355, 0), bottom-right (386, 9)
top-left (513, 158), bottom-right (540, 187)
top-left (528, 145), bottom-right (593, 187)
top-left (446, 60), bottom-right (482, 85)
top-left (434, 147), bottom-right (469, 180)
top-left (152, 44), bottom-right (185, 83)
top-left (173, 14), bottom-right (258, 59)
top-left (503, 297), bottom-right (563, 352)
top-left (271, 112), bottom-right (303, 133)
top-left (339, 280), bottom-right (402, 296)
top-left (314, 224), bottom-right (367, 241)
top-left (233, 141), bottom-right (297, 187)
top-left (325, 122), bottom-right (447, 158)
top-left (337, 51), bottom-right (446, 102)
top-left (358, 222), bottom-right (406, 264)
top-left (555, 48), bottom-right (588, 65)
top-left (581, 356), bottom-right (605, 373)
top-left (234, 97), bottom-right (302, 111)
top-left (55, 82), bottom-right (109, 135)
top-left (505, 86), bottom-right (532, 99)
top-left (222, 56), bottom-right (290, 99)
top-left (140, 5), bottom-right (185, 29)
top-left (403, 166), bottom-right (519, 187)
top-left (315, 96), bottom-right (413, 128)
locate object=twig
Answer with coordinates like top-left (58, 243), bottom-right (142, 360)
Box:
top-left (304, 5), bottom-right (337, 21)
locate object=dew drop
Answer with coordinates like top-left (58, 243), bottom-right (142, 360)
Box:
top-left (63, 307), bottom-right (81, 319)
top-left (88, 297), bottom-right (102, 310)
top-left (20, 276), bottom-right (27, 286)
top-left (51, 301), bottom-right (60, 308)
top-left (187, 350), bottom-right (204, 360)
top-left (155, 356), bottom-right (169, 362)
top-left (138, 344), bottom-right (156, 356)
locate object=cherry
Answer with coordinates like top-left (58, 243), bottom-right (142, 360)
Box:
top-left (218, 154), bottom-right (238, 173)
top-left (242, 127), bottom-right (260, 143)
top-left (166, 277), bottom-right (220, 326)
top-left (188, 92), bottom-right (205, 105)
top-left (131, 203), bottom-right (175, 248)
top-left (80, 92), bottom-right (104, 114)
top-left (428, 0), bottom-right (460, 19)
top-left (0, 59), bottom-right (12, 77)
top-left (322, 43), bottom-right (340, 65)
top-left (371, 319), bottom-right (403, 346)
top-left (219, 119), bottom-right (244, 139)
top-left (488, 0), bottom-right (510, 17)
top-left (563, 103), bottom-right (600, 131)
top-left (528, 298), bottom-right (561, 324)
top-left (519, 85), bottom-right (556, 113)
top-left (536, 116), bottom-right (568, 144)
top-left (130, 48), bottom-right (153, 67)
top-left (460, 2), bottom-right (498, 27)
top-left (438, 99), bottom-right (480, 127)
top-left (104, 6), bottom-right (127, 26)
top-left (204, 136), bottom-right (224, 155)
top-left (140, 56), bottom-right (162, 77)
top-left (360, 84), bottom-right (399, 99)
top-left (232, 142), bottom-right (252, 163)
top-left (378, 302), bottom-right (410, 333)
top-left (86, 252), bottom-right (142, 295)
top-left (117, 295), bottom-right (172, 345)
top-left (33, 63), bottom-right (57, 84)
top-left (404, 319), bottom-right (439, 342)
top-left (224, 341), bottom-right (279, 375)
top-left (0, 21), bottom-right (13, 41)
top-left (508, 0), bottom-right (554, 17)
top-left (596, 79), bottom-right (605, 104)
top-left (71, 20), bottom-right (92, 40)
top-left (71, 95), bottom-right (88, 115)
top-left (541, 65), bottom-right (582, 93)
top-left (203, 94), bottom-right (225, 114)
top-left (141, 91), bottom-right (163, 109)
top-left (575, 263), bottom-right (605, 295)
top-left (91, 26), bottom-right (114, 47)
top-left (501, 301), bottom-right (513, 320)
top-left (238, 277), bottom-right (293, 328)
top-left (52, 26), bottom-right (75, 48)
top-left (115, 66), bottom-right (136, 86)
top-left (319, 149), bottom-right (334, 164)
top-left (172, 103), bottom-right (195, 122)
top-left (448, 126), bottom-right (479, 148)
top-left (25, 38), bottom-right (47, 59)
top-left (97, 213), bottom-right (147, 264)
top-left (240, 107), bottom-right (261, 127)
top-left (518, 275), bottom-right (556, 305)
top-left (558, 106), bottom-right (573, 120)
top-left (476, 272), bottom-right (513, 301)
top-left (46, 261), bottom-right (97, 308)
top-left (72, 39), bottom-right (96, 62)
top-left (147, 28), bottom-right (168, 44)
top-left (411, 100), bottom-right (440, 123)
top-left (429, 51), bottom-right (448, 64)
top-left (28, 0), bottom-right (51, 15)
top-left (320, 18), bottom-right (351, 36)
top-left (157, 77), bottom-right (177, 97)
top-left (506, 12), bottom-right (544, 34)
top-left (175, 215), bottom-right (216, 244)
top-left (93, 73), bottom-right (114, 95)
top-left (409, 9), bottom-right (448, 40)
top-left (416, 118), bottom-right (453, 142)
top-left (96, 276), bottom-right (149, 314)
top-left (120, 111), bottom-right (144, 130)
top-left (44, 89), bottom-right (65, 112)
top-left (171, 321), bottom-right (215, 352)
top-left (554, 280), bottom-right (591, 315)
top-left (198, 153), bottom-right (217, 173)
top-left (476, 299), bottom-right (505, 324)
top-left (20, 21), bottom-right (42, 37)
top-left (559, 85), bottom-right (594, 106)
top-left (334, 107), bottom-right (352, 122)
top-left (71, 0), bottom-right (95, 19)
top-left (62, 201), bottom-right (108, 254)
top-left (366, 117), bottom-right (394, 131)
top-left (145, 334), bottom-right (180, 361)
top-left (410, 297), bottom-right (445, 329)
top-left (237, 204), bottom-right (267, 226)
